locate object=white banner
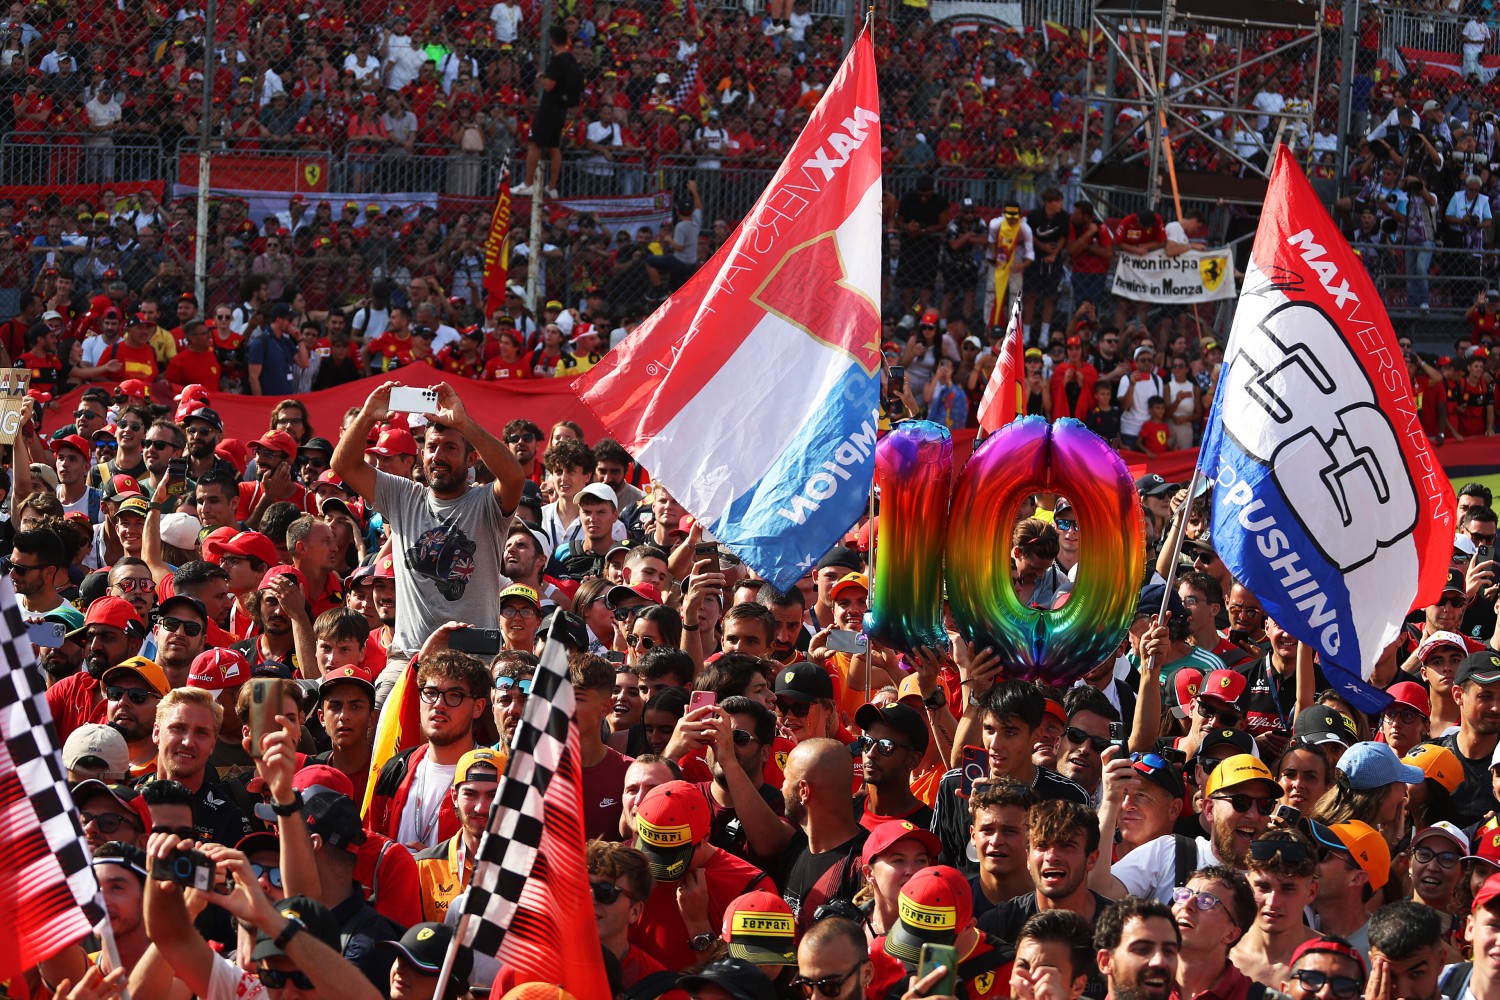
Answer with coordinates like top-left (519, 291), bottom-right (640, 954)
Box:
top-left (1111, 248), bottom-right (1238, 304)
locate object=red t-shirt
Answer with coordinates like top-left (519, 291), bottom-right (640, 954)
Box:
top-left (582, 746), bottom-right (634, 842)
top-left (103, 341), bottom-right (159, 382)
top-left (235, 480), bottom-right (312, 522)
top-left (45, 671), bottom-right (106, 741)
top-left (627, 850), bottom-right (770, 971)
top-left (1138, 419), bottom-right (1171, 454)
top-left (483, 357), bottom-right (531, 380)
top-left (164, 348), bottom-right (222, 387)
top-left (366, 332), bottom-right (415, 372)
top-left (1115, 213), bottom-right (1166, 249)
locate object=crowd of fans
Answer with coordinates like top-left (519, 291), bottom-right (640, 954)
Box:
top-left (0, 364), bottom-right (1494, 999)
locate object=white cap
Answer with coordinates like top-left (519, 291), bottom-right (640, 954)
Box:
top-left (655, 72), bottom-right (671, 84)
top-left (1455, 533), bottom-right (1478, 556)
top-left (1417, 820), bottom-right (1471, 855)
top-left (1417, 630), bottom-right (1469, 661)
top-left (62, 723), bottom-right (129, 780)
top-left (159, 512), bottom-right (202, 549)
top-left (576, 482), bottom-right (618, 508)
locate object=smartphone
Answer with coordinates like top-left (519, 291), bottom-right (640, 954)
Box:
top-left (826, 630), bottom-right (869, 655)
top-left (389, 385), bottom-right (439, 415)
top-left (959, 745), bottom-right (986, 798)
top-left (248, 678), bottom-right (284, 760)
top-left (1273, 803), bottom-right (1300, 825)
top-left (693, 542), bottom-right (718, 568)
top-left (916, 943), bottom-right (958, 997)
top-left (605, 650), bottom-right (625, 664)
top-left (166, 456), bottom-right (188, 497)
top-left (151, 848), bottom-right (215, 891)
top-left (449, 627), bottom-right (502, 656)
top-left (27, 620), bottom-right (64, 648)
top-left (1477, 542), bottom-right (1494, 566)
top-left (1227, 628), bottom-right (1252, 646)
top-left (688, 690), bottom-right (717, 712)
top-left (888, 365), bottom-right (905, 393)
top-left (1109, 721), bottom-right (1129, 757)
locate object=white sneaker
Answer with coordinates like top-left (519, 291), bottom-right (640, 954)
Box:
top-left (763, 21), bottom-right (783, 35)
top-left (546, 187), bottom-right (559, 199)
top-left (512, 183), bottom-right (533, 195)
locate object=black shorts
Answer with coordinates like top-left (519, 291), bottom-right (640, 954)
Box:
top-left (531, 109), bottom-right (566, 149)
top-left (1028, 258), bottom-right (1065, 297)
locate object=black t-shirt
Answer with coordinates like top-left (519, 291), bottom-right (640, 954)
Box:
top-left (931, 767), bottom-right (1089, 878)
top-left (541, 51), bottom-right (582, 114)
top-left (1027, 208), bottom-right (1069, 253)
top-left (330, 884), bottom-right (404, 991)
top-left (897, 191), bottom-right (949, 242)
top-left (1237, 654), bottom-right (1327, 738)
top-left (1461, 597), bottom-right (1498, 646)
top-left (776, 827), bottom-right (869, 932)
top-left (1433, 732), bottom-right (1499, 829)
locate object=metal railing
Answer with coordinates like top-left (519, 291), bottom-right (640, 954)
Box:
top-left (1, 133), bottom-right (167, 187)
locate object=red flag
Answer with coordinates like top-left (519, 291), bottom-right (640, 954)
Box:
top-left (481, 178), bottom-right (513, 318)
top-left (977, 312), bottom-right (1026, 433)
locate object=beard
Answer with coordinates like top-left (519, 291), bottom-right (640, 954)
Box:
top-left (784, 793), bottom-right (807, 829)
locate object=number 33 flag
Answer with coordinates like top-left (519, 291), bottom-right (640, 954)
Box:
top-left (1197, 146), bottom-right (1456, 710)
top-left (575, 29), bottom-right (882, 591)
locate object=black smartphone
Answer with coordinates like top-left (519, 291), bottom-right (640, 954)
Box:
top-left (1109, 721), bottom-right (1129, 757)
top-left (1227, 628), bottom-right (1252, 646)
top-left (888, 365), bottom-right (905, 393)
top-left (1273, 803), bottom-right (1300, 825)
top-left (166, 456), bottom-right (188, 497)
top-left (1477, 542), bottom-right (1494, 566)
top-left (449, 627), bottom-right (502, 656)
top-left (605, 650), bottom-right (625, 664)
top-left (150, 848), bottom-right (214, 891)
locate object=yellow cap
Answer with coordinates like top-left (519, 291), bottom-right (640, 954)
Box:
top-left (1204, 753), bottom-right (1280, 799)
top-left (453, 747), bottom-right (505, 787)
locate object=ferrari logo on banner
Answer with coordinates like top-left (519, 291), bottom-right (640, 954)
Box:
top-left (303, 164), bottom-right (323, 189)
top-left (1198, 253), bottom-right (1229, 291)
top-left (1112, 248), bottom-right (1237, 303)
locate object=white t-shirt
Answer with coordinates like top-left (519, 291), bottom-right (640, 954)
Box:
top-left (490, 1), bottom-right (522, 42)
top-left (205, 952), bottom-right (268, 1000)
top-left (395, 754), bottom-right (458, 848)
top-left (1118, 370), bottom-right (1164, 436)
top-left (1112, 833), bottom-right (1225, 903)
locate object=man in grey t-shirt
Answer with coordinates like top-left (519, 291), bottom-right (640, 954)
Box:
top-left (331, 381), bottom-right (527, 703)
top-left (644, 180), bottom-right (703, 300)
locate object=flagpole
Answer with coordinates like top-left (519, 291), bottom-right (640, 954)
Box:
top-left (96, 901), bottom-right (131, 1000)
top-left (433, 913), bottom-right (470, 1000)
top-left (1143, 463), bottom-right (1204, 682)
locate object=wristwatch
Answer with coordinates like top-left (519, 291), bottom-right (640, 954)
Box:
top-left (273, 916), bottom-right (305, 951)
top-left (270, 790), bottom-right (304, 817)
top-left (688, 932), bottom-right (715, 952)
top-left (923, 688), bottom-right (947, 709)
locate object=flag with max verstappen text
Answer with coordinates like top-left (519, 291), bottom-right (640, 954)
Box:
top-left (1197, 146), bottom-right (1455, 713)
top-left (575, 28), bottom-right (882, 590)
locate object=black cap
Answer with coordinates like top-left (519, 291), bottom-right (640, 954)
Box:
top-left (1136, 583), bottom-right (1186, 621)
top-left (1293, 705), bottom-right (1357, 747)
top-left (378, 923), bottom-right (472, 995)
top-left (678, 958), bottom-right (776, 1000)
top-left (815, 546), bottom-right (863, 574)
top-left (269, 302), bottom-right (293, 319)
top-left (252, 896), bottom-right (340, 960)
top-left (253, 659), bottom-right (297, 679)
top-left (299, 436), bottom-right (335, 456)
top-left (537, 608), bottom-right (590, 653)
top-left (854, 702), bottom-right (930, 755)
top-left (183, 406), bottom-right (222, 430)
top-left (157, 593), bottom-right (207, 620)
top-left (300, 792), bottom-right (367, 852)
top-left (1456, 650), bottom-right (1500, 687)
top-left (1135, 473), bottom-right (1178, 498)
top-left (1181, 538), bottom-right (1217, 561)
top-left (773, 661), bottom-right (834, 703)
top-left (1193, 727), bottom-right (1256, 764)
top-left (1131, 751), bottom-right (1185, 799)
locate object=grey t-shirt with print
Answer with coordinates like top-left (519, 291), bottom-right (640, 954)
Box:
top-left (373, 469), bottom-right (512, 661)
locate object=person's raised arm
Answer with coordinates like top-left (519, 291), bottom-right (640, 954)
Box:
top-left (678, 558), bottom-right (724, 668)
top-left (707, 706), bottom-right (795, 857)
top-left (142, 834), bottom-right (219, 997)
top-left (431, 380), bottom-right (524, 513)
top-left (1130, 616), bottom-right (1168, 754)
top-left (950, 644), bottom-right (1002, 769)
top-left (330, 381), bottom-right (393, 502)
top-left (141, 476), bottom-right (174, 583)
top-left (1088, 746), bottom-right (1134, 899)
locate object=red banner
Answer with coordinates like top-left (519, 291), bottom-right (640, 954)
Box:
top-left (41, 365), bottom-right (607, 448)
top-left (481, 179), bottom-right (512, 318)
top-left (178, 154), bottom-right (331, 193)
top-left (0, 181), bottom-right (163, 208)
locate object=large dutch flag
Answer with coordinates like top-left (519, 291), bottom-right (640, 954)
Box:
top-left (1197, 147), bottom-right (1456, 712)
top-left (576, 29), bottom-right (882, 590)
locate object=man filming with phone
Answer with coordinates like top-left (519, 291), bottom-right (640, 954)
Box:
top-left (332, 380), bottom-right (525, 705)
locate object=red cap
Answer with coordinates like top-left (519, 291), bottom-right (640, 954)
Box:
top-left (255, 429), bottom-right (298, 459)
top-left (1043, 698), bottom-right (1067, 727)
top-left (292, 763), bottom-right (355, 798)
top-left (200, 525), bottom-right (239, 564)
top-left (319, 664), bottom-right (377, 702)
top-left (51, 434), bottom-right (91, 458)
top-left (634, 781), bottom-right (712, 881)
top-left (368, 427), bottom-right (417, 457)
top-left (1173, 667), bottom-right (1203, 716)
top-left (920, 309), bottom-right (939, 326)
top-left (672, 515), bottom-right (695, 536)
top-left (1066, 335), bottom-right (1082, 347)
top-left (221, 530), bottom-right (277, 567)
top-left (1199, 669), bottom-right (1246, 706)
top-left (260, 565), bottom-right (308, 591)
top-left (1288, 936), bottom-right (1368, 978)
top-left (215, 437), bottom-right (247, 474)
top-left (315, 470), bottom-right (348, 491)
top-left (373, 553), bottom-right (397, 579)
top-left (116, 378), bottom-right (148, 398)
top-left (187, 647), bottom-right (251, 691)
top-left (1386, 681), bottom-right (1430, 718)
top-left (861, 819), bottom-right (942, 868)
top-left (83, 595), bottom-right (143, 633)
top-left (1468, 828), bottom-right (1500, 868)
top-left (886, 866), bottom-right (973, 963)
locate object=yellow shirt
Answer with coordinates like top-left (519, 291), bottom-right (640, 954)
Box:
top-left (415, 833), bottom-right (472, 924)
top-left (150, 325), bottom-right (178, 364)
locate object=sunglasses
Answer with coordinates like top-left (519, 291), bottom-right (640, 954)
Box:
top-left (776, 698), bottom-right (814, 718)
top-left (1054, 517), bottom-right (1078, 532)
top-left (1213, 793), bottom-right (1277, 816)
top-left (852, 734), bottom-right (915, 757)
top-left (112, 577), bottom-right (155, 594)
top-left (590, 879), bottom-right (633, 905)
top-left (1065, 727), bottom-right (1109, 753)
top-left (80, 810), bottom-right (141, 834)
top-left (625, 634), bottom-right (656, 651)
top-left (143, 439), bottom-right (177, 450)
top-left (731, 728), bottom-right (757, 747)
top-left (1413, 844), bottom-right (1461, 869)
top-left (1288, 971), bottom-right (1361, 999)
top-left (251, 862), bottom-right (284, 888)
top-left (3, 558), bottom-right (43, 574)
top-left (1248, 838), bottom-right (1312, 864)
top-left (1196, 755), bottom-right (1224, 776)
top-left (258, 969), bottom-right (315, 990)
top-left (791, 960), bottom-right (868, 998)
top-left (506, 433), bottom-right (540, 444)
top-left (418, 687), bottom-right (473, 707)
top-left (494, 676), bottom-right (532, 694)
top-left (1171, 886), bottom-right (1229, 915)
top-left (157, 616), bottom-right (203, 637)
top-left (74, 409), bottom-right (101, 420)
top-left (117, 422), bottom-right (144, 432)
top-left (1436, 595), bottom-right (1467, 608)
top-left (1196, 702), bottom-right (1243, 727)
top-left (106, 685), bottom-right (158, 705)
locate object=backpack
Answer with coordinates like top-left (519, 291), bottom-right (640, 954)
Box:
top-left (1440, 961), bottom-right (1471, 1000)
top-left (623, 971), bottom-right (680, 1000)
top-left (554, 539), bottom-right (604, 581)
top-left (1172, 833), bottom-right (1197, 889)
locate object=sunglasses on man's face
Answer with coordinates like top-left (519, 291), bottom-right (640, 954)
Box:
top-left (1213, 793), bottom-right (1277, 816)
top-left (258, 969), bottom-right (315, 990)
top-left (852, 734), bottom-right (915, 758)
top-left (1063, 726), bottom-right (1109, 753)
top-left (106, 685), bottom-right (158, 705)
top-left (81, 811), bottom-right (141, 834)
top-left (590, 879), bottom-right (632, 905)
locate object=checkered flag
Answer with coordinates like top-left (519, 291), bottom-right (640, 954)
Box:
top-left (457, 639), bottom-right (608, 996)
top-left (0, 576), bottom-right (102, 980)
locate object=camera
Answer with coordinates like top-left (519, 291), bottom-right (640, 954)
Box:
top-left (1386, 193), bottom-right (1400, 204)
top-left (150, 848), bottom-right (215, 891)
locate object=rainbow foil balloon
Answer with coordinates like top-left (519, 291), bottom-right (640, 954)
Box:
top-left (863, 420), bottom-right (952, 653)
top-left (944, 415), bottom-right (1146, 685)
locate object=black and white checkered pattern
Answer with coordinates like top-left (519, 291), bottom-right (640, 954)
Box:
top-left (0, 576), bottom-right (102, 973)
top-left (458, 637), bottom-right (575, 958)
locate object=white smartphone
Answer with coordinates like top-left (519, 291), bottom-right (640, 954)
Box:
top-left (826, 630), bottom-right (868, 654)
top-left (389, 386), bottom-right (439, 415)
